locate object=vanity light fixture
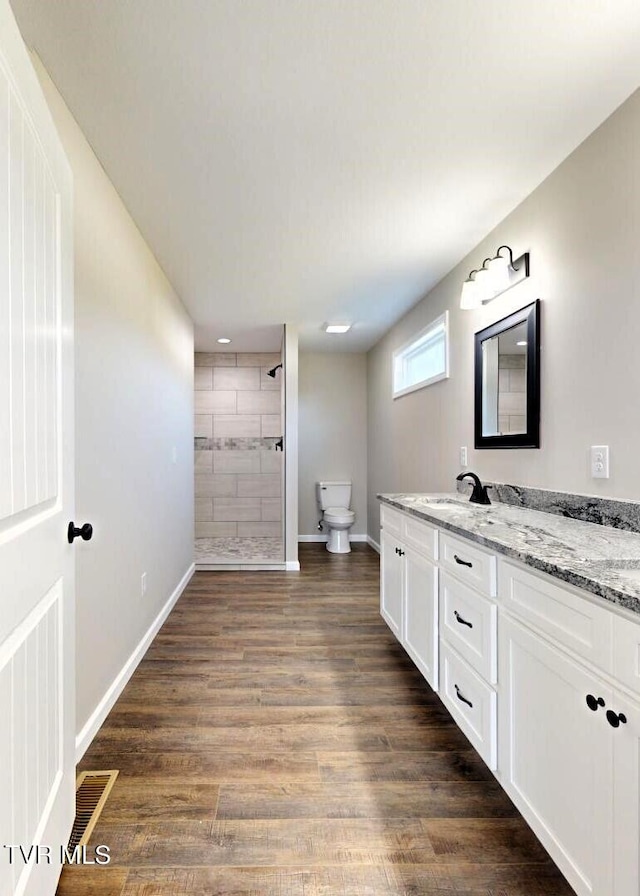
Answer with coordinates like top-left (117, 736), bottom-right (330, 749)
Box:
top-left (460, 245), bottom-right (530, 310)
top-left (217, 337), bottom-right (232, 344)
top-left (323, 323), bottom-right (351, 334)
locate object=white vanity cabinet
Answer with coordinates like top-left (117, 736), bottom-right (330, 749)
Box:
top-left (378, 499), bottom-right (640, 896)
top-left (499, 558), bottom-right (640, 896)
top-left (380, 505), bottom-right (439, 689)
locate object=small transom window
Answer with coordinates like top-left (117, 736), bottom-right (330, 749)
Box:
top-left (393, 311), bottom-right (449, 398)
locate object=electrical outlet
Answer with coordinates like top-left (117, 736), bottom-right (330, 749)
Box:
top-left (590, 445), bottom-right (610, 479)
top-left (460, 446), bottom-right (468, 467)
top-left (141, 572), bottom-right (147, 596)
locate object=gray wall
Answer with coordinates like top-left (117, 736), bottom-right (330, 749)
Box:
top-left (368, 88), bottom-right (640, 538)
top-left (299, 353), bottom-right (367, 537)
top-left (36, 59), bottom-right (195, 745)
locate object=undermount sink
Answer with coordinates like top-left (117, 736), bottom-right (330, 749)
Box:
top-left (417, 499), bottom-right (465, 510)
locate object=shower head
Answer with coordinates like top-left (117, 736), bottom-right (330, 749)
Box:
top-left (267, 363), bottom-right (283, 378)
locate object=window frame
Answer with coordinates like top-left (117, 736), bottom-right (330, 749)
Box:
top-left (392, 311), bottom-right (450, 399)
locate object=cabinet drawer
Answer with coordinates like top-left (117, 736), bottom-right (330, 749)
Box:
top-left (440, 532), bottom-right (497, 596)
top-left (380, 504), bottom-right (403, 538)
top-left (614, 613), bottom-right (640, 695)
top-left (402, 514), bottom-right (438, 561)
top-left (440, 572), bottom-right (497, 683)
top-left (440, 642), bottom-right (497, 769)
top-left (499, 559), bottom-right (614, 674)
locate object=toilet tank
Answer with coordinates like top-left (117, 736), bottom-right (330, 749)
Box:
top-left (316, 481), bottom-right (352, 510)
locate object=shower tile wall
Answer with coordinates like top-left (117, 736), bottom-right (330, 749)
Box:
top-left (194, 352), bottom-right (282, 539)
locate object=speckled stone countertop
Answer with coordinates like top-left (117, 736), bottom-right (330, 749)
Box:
top-left (378, 492), bottom-right (640, 615)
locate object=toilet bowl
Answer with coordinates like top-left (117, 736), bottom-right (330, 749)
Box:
top-left (316, 482), bottom-right (355, 553)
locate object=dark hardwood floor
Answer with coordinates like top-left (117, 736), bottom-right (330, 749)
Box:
top-left (57, 543), bottom-right (572, 895)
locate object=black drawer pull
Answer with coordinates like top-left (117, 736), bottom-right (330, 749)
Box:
top-left (454, 610), bottom-right (473, 629)
top-left (454, 684), bottom-right (473, 709)
top-left (586, 694), bottom-right (605, 712)
top-left (453, 554), bottom-right (473, 568)
top-left (606, 710), bottom-right (627, 728)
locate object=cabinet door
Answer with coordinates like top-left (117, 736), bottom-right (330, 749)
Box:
top-left (380, 531), bottom-right (403, 641)
top-left (499, 615), bottom-right (613, 896)
top-left (612, 691), bottom-right (640, 896)
top-left (404, 548), bottom-right (438, 689)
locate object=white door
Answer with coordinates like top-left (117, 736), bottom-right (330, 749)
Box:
top-left (380, 531), bottom-right (402, 640)
top-left (403, 548), bottom-right (438, 689)
top-left (612, 689), bottom-right (640, 896)
top-left (0, 3), bottom-right (75, 895)
top-left (499, 615), bottom-right (613, 896)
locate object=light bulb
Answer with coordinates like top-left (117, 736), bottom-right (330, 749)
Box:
top-left (460, 276), bottom-right (481, 310)
top-left (487, 253), bottom-right (511, 294)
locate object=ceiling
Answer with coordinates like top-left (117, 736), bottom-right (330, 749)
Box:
top-left (10, 0), bottom-right (640, 353)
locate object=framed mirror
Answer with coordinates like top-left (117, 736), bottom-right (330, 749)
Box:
top-left (474, 300), bottom-right (540, 449)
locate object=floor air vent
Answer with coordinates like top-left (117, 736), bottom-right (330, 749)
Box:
top-left (68, 770), bottom-right (119, 851)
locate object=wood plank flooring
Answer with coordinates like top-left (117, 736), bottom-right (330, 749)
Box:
top-left (57, 544), bottom-right (572, 895)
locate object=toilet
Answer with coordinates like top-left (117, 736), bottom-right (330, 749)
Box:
top-left (316, 481), bottom-right (356, 553)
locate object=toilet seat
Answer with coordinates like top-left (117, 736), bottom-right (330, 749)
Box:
top-left (324, 506), bottom-right (355, 524)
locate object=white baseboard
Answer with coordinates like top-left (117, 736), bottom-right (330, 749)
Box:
top-left (285, 560), bottom-right (301, 571)
top-left (298, 534), bottom-right (368, 543)
top-left (367, 535), bottom-right (381, 554)
top-left (196, 562), bottom-right (287, 571)
top-left (75, 562), bottom-right (195, 762)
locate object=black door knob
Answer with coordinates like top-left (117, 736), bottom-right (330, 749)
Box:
top-left (586, 694), bottom-right (605, 711)
top-left (606, 709), bottom-right (627, 728)
top-left (68, 522), bottom-right (93, 544)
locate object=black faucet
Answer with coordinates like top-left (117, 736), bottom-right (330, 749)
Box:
top-left (456, 472), bottom-right (491, 505)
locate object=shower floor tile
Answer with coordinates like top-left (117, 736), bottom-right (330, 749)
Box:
top-left (195, 536), bottom-right (284, 565)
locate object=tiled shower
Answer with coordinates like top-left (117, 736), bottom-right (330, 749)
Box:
top-left (194, 351), bottom-right (283, 565)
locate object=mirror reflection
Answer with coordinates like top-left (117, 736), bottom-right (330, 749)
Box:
top-left (481, 321), bottom-right (527, 436)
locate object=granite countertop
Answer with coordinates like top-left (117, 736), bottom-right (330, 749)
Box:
top-left (378, 492), bottom-right (640, 614)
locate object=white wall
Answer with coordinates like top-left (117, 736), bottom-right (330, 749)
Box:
top-left (33, 58), bottom-right (194, 750)
top-left (367, 88), bottom-right (640, 538)
top-left (299, 353), bottom-right (367, 537)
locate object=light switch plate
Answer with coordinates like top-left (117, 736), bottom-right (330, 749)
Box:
top-left (460, 446), bottom-right (468, 467)
top-left (590, 445), bottom-right (610, 479)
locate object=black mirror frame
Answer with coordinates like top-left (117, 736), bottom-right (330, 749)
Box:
top-left (474, 299), bottom-right (540, 449)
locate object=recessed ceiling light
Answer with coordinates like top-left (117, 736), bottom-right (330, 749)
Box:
top-left (217, 337), bottom-right (232, 344)
top-left (323, 323), bottom-right (351, 334)
top-left (516, 340), bottom-right (527, 346)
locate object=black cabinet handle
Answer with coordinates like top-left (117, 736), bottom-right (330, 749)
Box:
top-left (454, 610), bottom-right (473, 629)
top-left (454, 684), bottom-right (473, 708)
top-left (606, 710), bottom-right (627, 728)
top-left (586, 694), bottom-right (605, 712)
top-left (398, 549), bottom-right (405, 557)
top-left (454, 554), bottom-right (473, 568)
top-left (68, 522), bottom-right (93, 544)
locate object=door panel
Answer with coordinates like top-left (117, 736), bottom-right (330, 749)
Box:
top-left (380, 532), bottom-right (402, 640)
top-left (404, 548), bottom-right (438, 689)
top-left (612, 691), bottom-right (640, 896)
top-left (0, 3), bottom-right (75, 894)
top-left (499, 615), bottom-right (613, 896)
